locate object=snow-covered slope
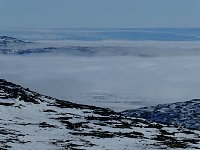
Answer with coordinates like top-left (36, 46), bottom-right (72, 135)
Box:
top-left (122, 99), bottom-right (200, 131)
top-left (0, 79), bottom-right (200, 149)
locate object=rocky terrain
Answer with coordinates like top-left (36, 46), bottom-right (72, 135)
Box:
top-left (122, 99), bottom-right (200, 131)
top-left (0, 79), bottom-right (200, 149)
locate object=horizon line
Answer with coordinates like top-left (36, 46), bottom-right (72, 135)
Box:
top-left (1, 27), bottom-right (200, 30)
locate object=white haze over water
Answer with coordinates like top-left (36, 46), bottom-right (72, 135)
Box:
top-left (1, 40), bottom-right (200, 111)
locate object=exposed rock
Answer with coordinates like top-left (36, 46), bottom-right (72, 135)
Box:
top-left (122, 99), bottom-right (200, 130)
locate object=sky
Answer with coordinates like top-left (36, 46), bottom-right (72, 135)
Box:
top-left (0, 0), bottom-right (200, 28)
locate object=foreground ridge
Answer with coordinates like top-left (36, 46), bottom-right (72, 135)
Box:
top-left (0, 79), bottom-right (200, 150)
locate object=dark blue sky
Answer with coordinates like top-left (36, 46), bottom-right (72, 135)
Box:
top-left (0, 0), bottom-right (200, 28)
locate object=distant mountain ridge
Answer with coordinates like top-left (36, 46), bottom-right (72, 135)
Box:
top-left (1, 28), bottom-right (200, 41)
top-left (0, 36), bottom-right (29, 46)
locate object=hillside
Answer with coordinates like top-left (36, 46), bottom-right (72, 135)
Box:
top-left (0, 79), bottom-right (200, 149)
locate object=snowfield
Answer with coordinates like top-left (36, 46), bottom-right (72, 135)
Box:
top-left (1, 79), bottom-right (200, 149)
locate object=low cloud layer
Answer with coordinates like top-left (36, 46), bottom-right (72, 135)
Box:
top-left (1, 41), bottom-right (200, 111)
